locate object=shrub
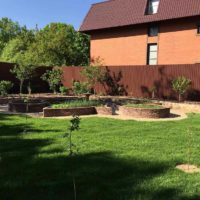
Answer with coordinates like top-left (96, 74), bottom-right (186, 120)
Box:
top-left (81, 59), bottom-right (106, 94)
top-left (72, 81), bottom-right (89, 95)
top-left (172, 76), bottom-right (191, 101)
top-left (59, 86), bottom-right (69, 95)
top-left (41, 68), bottom-right (63, 94)
top-left (0, 81), bottom-right (13, 96)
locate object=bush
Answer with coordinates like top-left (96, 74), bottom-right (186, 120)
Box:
top-left (72, 81), bottom-right (89, 95)
top-left (0, 81), bottom-right (13, 96)
top-left (59, 86), bottom-right (69, 95)
top-left (41, 68), bottom-right (63, 94)
top-left (172, 76), bottom-right (191, 101)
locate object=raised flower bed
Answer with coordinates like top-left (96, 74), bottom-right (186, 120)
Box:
top-left (119, 103), bottom-right (170, 118)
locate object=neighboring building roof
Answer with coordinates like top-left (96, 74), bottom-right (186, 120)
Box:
top-left (80, 0), bottom-right (200, 32)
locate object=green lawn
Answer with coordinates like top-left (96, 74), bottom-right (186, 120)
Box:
top-left (0, 114), bottom-right (200, 200)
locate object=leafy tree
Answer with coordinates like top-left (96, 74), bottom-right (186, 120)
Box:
top-left (72, 32), bottom-right (90, 66)
top-left (0, 18), bottom-right (22, 55)
top-left (28, 23), bottom-right (89, 66)
top-left (0, 19), bottom-right (90, 67)
top-left (81, 59), bottom-right (106, 94)
top-left (172, 76), bottom-right (191, 101)
top-left (64, 115), bottom-right (81, 200)
top-left (72, 81), bottom-right (89, 95)
top-left (0, 28), bottom-right (35, 63)
top-left (11, 55), bottom-right (36, 94)
top-left (41, 68), bottom-right (63, 94)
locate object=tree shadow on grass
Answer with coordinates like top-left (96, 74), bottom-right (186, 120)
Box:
top-left (0, 116), bottom-right (199, 200)
top-left (1, 146), bottom-right (195, 200)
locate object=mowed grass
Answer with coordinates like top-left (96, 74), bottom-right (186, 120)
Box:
top-left (0, 114), bottom-right (200, 200)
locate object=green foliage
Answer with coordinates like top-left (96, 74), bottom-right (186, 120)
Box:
top-left (72, 81), bottom-right (89, 95)
top-left (10, 60), bottom-right (36, 94)
top-left (52, 100), bottom-right (103, 109)
top-left (64, 115), bottom-right (81, 155)
top-left (0, 28), bottom-right (35, 63)
top-left (81, 61), bottom-right (106, 93)
top-left (41, 68), bottom-right (63, 93)
top-left (0, 18), bottom-right (22, 55)
top-left (0, 18), bottom-right (90, 66)
top-left (59, 86), bottom-right (69, 95)
top-left (172, 76), bottom-right (191, 101)
top-left (0, 80), bottom-right (13, 96)
top-left (26, 23), bottom-right (90, 66)
top-left (1, 114), bottom-right (200, 199)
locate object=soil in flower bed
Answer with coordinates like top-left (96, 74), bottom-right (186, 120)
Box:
top-left (125, 103), bottom-right (163, 109)
top-left (119, 103), bottom-right (170, 118)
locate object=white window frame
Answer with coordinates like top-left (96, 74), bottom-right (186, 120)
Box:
top-left (147, 0), bottom-right (160, 15)
top-left (147, 44), bottom-right (158, 65)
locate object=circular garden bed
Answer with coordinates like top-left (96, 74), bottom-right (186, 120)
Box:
top-left (43, 100), bottom-right (111, 117)
top-left (119, 103), bottom-right (170, 118)
top-left (8, 99), bottom-right (49, 113)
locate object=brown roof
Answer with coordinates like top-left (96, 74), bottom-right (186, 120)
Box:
top-left (80, 0), bottom-right (200, 32)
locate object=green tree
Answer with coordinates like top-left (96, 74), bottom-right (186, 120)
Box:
top-left (41, 68), bottom-right (63, 94)
top-left (28, 23), bottom-right (89, 66)
top-left (11, 55), bottom-right (36, 94)
top-left (0, 18), bottom-right (22, 55)
top-left (81, 60), bottom-right (106, 94)
top-left (72, 32), bottom-right (90, 66)
top-left (0, 27), bottom-right (35, 63)
top-left (172, 76), bottom-right (191, 101)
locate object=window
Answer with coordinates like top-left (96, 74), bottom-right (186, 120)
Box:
top-left (148, 25), bottom-right (159, 36)
top-left (147, 44), bottom-right (158, 65)
top-left (197, 25), bottom-right (200, 34)
top-left (146, 0), bottom-right (160, 15)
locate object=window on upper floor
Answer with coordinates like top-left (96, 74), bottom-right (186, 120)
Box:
top-left (148, 25), bottom-right (159, 36)
top-left (146, 0), bottom-right (160, 15)
top-left (197, 25), bottom-right (200, 34)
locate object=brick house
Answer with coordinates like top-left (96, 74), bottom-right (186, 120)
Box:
top-left (80, 0), bottom-right (200, 66)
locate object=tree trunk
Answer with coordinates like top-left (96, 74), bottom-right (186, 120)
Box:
top-left (178, 94), bottom-right (182, 102)
top-left (20, 80), bottom-right (24, 95)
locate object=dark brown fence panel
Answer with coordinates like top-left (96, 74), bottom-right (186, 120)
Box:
top-left (1, 62), bottom-right (200, 100)
top-left (62, 64), bottom-right (200, 101)
top-left (0, 62), bottom-right (52, 93)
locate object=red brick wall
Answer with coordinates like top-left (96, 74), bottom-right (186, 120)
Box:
top-left (90, 16), bottom-right (200, 66)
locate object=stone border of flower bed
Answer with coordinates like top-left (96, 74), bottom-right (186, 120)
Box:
top-left (8, 100), bottom-right (49, 113)
top-left (43, 106), bottom-right (97, 117)
top-left (119, 106), bottom-right (170, 118)
top-left (43, 106), bottom-right (114, 117)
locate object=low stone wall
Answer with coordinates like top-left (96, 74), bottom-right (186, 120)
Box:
top-left (43, 107), bottom-right (97, 117)
top-left (160, 101), bottom-right (200, 113)
top-left (0, 95), bottom-right (82, 105)
top-left (96, 106), bottom-right (113, 115)
top-left (8, 100), bottom-right (49, 113)
top-left (119, 106), bottom-right (170, 118)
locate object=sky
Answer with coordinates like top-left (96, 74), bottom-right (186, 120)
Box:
top-left (0, 0), bottom-right (103, 30)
